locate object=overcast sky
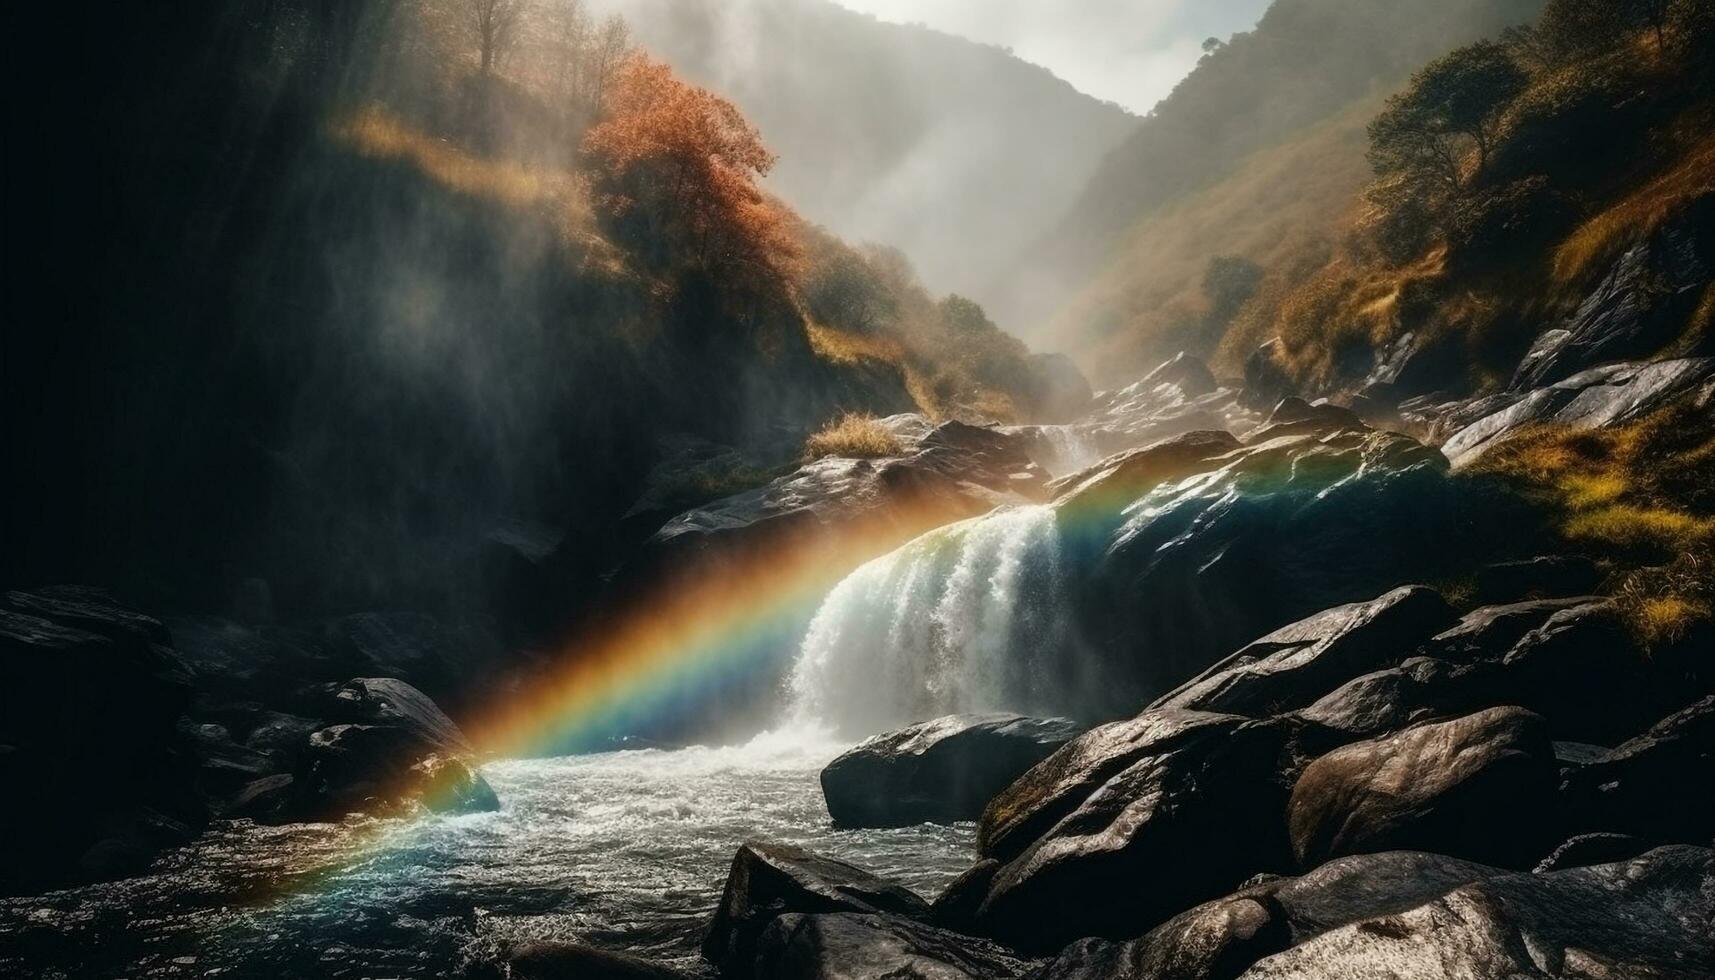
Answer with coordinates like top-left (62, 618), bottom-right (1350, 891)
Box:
top-left (830, 0), bottom-right (1274, 114)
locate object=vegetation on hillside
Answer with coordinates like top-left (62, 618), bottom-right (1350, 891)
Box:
top-left (1024, 0), bottom-right (1544, 338)
top-left (1253, 0), bottom-right (1715, 389)
top-left (802, 412), bottom-right (906, 461)
top-left (1473, 404), bottom-right (1715, 645)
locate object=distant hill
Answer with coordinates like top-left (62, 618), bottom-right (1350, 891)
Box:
top-left (1018, 0), bottom-right (1543, 359)
top-left (589, 0), bottom-right (1136, 329)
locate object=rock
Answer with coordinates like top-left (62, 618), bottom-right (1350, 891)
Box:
top-left (1153, 586), bottom-right (1457, 718)
top-left (1295, 657), bottom-right (1495, 739)
top-left (0, 589), bottom-right (205, 893)
top-left (1287, 706), bottom-right (1559, 869)
top-left (1470, 555), bottom-right (1603, 605)
top-left (1416, 596), bottom-right (1599, 665)
top-left (977, 710), bottom-right (1249, 863)
top-left (702, 842), bottom-right (930, 975)
top-left (1141, 352), bottom-right (1219, 398)
top-left (1031, 849), bottom-right (1506, 980)
top-left (820, 714), bottom-right (1084, 828)
top-left (508, 941), bottom-right (692, 980)
top-left (929, 860), bottom-right (1001, 933)
top-left (1242, 340), bottom-right (1295, 409)
top-left (1511, 201), bottom-right (1714, 391)
top-left (975, 716), bottom-right (1316, 952)
top-left (1562, 694), bottom-right (1715, 845)
top-left (228, 773), bottom-right (295, 820)
top-left (1237, 846), bottom-right (1715, 979)
top-left (1060, 420), bottom-right (1541, 716)
top-left (1260, 397), bottom-right (1364, 435)
top-left (1049, 430), bottom-right (1242, 518)
top-left (285, 677), bottom-right (496, 820)
top-left (1493, 601), bottom-right (1678, 744)
top-left (754, 912), bottom-right (1036, 980)
top-left (1442, 357), bottom-right (1715, 467)
top-left (1534, 833), bottom-right (1649, 873)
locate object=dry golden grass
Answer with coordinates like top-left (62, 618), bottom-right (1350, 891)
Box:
top-left (1474, 407), bottom-right (1715, 646)
top-left (332, 106), bottom-right (555, 207)
top-left (804, 321), bottom-right (906, 366)
top-left (1552, 136), bottom-right (1715, 285)
top-left (803, 412), bottom-right (906, 461)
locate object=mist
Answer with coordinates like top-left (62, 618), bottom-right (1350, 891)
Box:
top-left (584, 0), bottom-right (1138, 332)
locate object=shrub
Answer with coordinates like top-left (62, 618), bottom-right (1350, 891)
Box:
top-left (803, 412), bottom-right (905, 461)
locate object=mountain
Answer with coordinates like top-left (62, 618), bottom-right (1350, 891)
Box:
top-left (1016, 0), bottom-right (1544, 356)
top-left (588, 0), bottom-right (1137, 328)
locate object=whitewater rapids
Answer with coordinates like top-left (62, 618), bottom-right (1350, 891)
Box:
top-left (0, 735), bottom-right (973, 979)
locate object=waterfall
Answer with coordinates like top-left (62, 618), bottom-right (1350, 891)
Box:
top-left (1039, 425), bottom-right (1101, 476)
top-left (785, 505), bottom-right (1073, 737)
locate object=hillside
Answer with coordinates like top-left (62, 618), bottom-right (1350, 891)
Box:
top-left (1021, 0), bottom-right (1543, 347)
top-left (586, 0), bottom-right (1137, 326)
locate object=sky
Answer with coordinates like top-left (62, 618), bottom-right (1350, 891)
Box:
top-left (829, 0), bottom-right (1274, 114)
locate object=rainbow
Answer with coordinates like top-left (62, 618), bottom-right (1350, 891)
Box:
top-left (465, 495), bottom-right (982, 758)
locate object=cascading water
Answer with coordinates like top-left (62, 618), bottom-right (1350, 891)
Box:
top-left (1039, 425), bottom-right (1101, 476)
top-left (785, 504), bottom-right (1074, 736)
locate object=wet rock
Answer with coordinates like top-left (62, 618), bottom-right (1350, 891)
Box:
top-left (1048, 430), bottom-right (1242, 516)
top-left (703, 842), bottom-right (930, 975)
top-left (1238, 846), bottom-right (1715, 979)
top-left (1562, 694), bottom-right (1715, 845)
top-left (1288, 706), bottom-right (1559, 869)
top-left (1141, 352), bottom-right (1218, 398)
top-left (410, 753), bottom-right (500, 814)
top-left (820, 714), bottom-right (1085, 828)
top-left (229, 773), bottom-right (297, 821)
top-left (508, 941), bottom-right (693, 980)
top-left (1534, 833), bottom-right (1649, 873)
top-left (929, 860), bottom-right (1001, 933)
top-left (0, 589), bottom-right (205, 893)
top-left (1061, 421), bottom-right (1540, 715)
top-left (326, 676), bottom-right (474, 755)
top-left (1031, 850), bottom-right (1507, 980)
top-left (1416, 596), bottom-right (1599, 665)
top-left (1512, 202), bottom-right (1714, 391)
top-left (754, 912), bottom-right (1036, 980)
top-left (1295, 657), bottom-right (1495, 739)
top-left (1470, 555), bottom-right (1603, 605)
top-left (1153, 586), bottom-right (1457, 719)
top-left (977, 710), bottom-right (1248, 863)
top-left (975, 716), bottom-right (1316, 952)
top-left (1442, 356), bottom-right (1715, 467)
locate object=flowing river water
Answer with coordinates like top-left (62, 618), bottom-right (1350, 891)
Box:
top-left (0, 733), bottom-right (975, 979)
top-left (1, 505), bottom-right (1084, 979)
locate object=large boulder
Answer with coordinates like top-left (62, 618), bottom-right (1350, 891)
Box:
top-left (1152, 586), bottom-right (1457, 718)
top-left (975, 716), bottom-right (1322, 952)
top-left (1287, 706), bottom-right (1559, 869)
top-left (977, 710), bottom-right (1249, 863)
top-left (291, 677), bottom-right (497, 819)
top-left (1237, 846), bottom-right (1715, 979)
top-left (1415, 596), bottom-right (1599, 665)
top-left (0, 587), bottom-right (206, 893)
top-left (1058, 420), bottom-right (1542, 716)
top-left (1294, 657), bottom-right (1496, 740)
top-left (1033, 851), bottom-right (1506, 980)
top-left (754, 912), bottom-right (1036, 980)
top-left (702, 842), bottom-right (930, 976)
top-left (821, 714), bottom-right (1085, 828)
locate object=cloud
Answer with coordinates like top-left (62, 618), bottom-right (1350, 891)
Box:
top-left (831, 0), bottom-right (1271, 112)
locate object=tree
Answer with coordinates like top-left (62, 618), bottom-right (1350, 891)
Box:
top-left (466, 0), bottom-right (525, 76)
top-left (806, 249), bottom-right (897, 333)
top-left (582, 55), bottom-right (798, 292)
top-left (546, 0), bottom-right (590, 106)
top-left (1368, 41), bottom-right (1527, 190)
top-left (585, 15), bottom-right (633, 112)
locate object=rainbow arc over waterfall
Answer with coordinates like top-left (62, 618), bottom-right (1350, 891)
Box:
top-left (464, 497), bottom-right (977, 758)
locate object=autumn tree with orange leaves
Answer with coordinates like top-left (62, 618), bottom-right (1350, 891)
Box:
top-left (582, 55), bottom-right (799, 301)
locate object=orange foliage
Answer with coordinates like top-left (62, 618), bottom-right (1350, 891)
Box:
top-left (582, 55), bottom-right (798, 292)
